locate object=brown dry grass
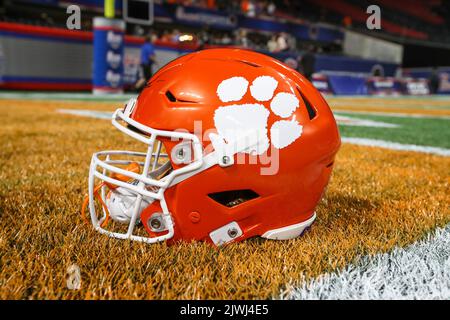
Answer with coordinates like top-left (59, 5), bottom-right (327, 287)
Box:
top-left (0, 99), bottom-right (449, 299)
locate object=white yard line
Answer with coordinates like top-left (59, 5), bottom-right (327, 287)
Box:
top-left (342, 138), bottom-right (450, 157)
top-left (326, 95), bottom-right (450, 100)
top-left (0, 92), bottom-right (135, 101)
top-left (281, 224), bottom-right (450, 300)
top-left (334, 115), bottom-right (400, 128)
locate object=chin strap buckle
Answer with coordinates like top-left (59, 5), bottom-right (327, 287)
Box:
top-left (209, 133), bottom-right (235, 167)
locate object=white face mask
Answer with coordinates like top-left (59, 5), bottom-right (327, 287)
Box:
top-left (85, 98), bottom-right (206, 244)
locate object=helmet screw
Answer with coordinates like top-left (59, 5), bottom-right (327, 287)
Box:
top-left (176, 148), bottom-right (185, 159)
top-left (222, 156), bottom-right (230, 164)
top-left (228, 228), bottom-right (238, 238)
top-left (150, 217), bottom-right (161, 230)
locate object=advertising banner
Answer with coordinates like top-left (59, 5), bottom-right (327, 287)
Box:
top-left (311, 74), bottom-right (333, 95)
top-left (92, 17), bottom-right (125, 94)
top-left (403, 78), bottom-right (430, 95)
top-left (438, 69), bottom-right (450, 94)
top-left (366, 77), bottom-right (403, 96)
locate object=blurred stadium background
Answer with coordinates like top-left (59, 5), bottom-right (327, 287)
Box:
top-left (0, 0), bottom-right (449, 300)
top-left (1, 0), bottom-right (450, 95)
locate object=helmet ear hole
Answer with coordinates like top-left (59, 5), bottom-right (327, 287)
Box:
top-left (208, 189), bottom-right (259, 208)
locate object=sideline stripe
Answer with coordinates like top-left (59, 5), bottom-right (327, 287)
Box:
top-left (281, 224), bottom-right (450, 300)
top-left (334, 115), bottom-right (400, 128)
top-left (342, 137), bottom-right (450, 157)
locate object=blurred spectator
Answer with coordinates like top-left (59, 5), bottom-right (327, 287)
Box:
top-left (286, 32), bottom-right (296, 51)
top-left (429, 67), bottom-right (440, 94)
top-left (343, 15), bottom-right (352, 28)
top-left (267, 35), bottom-right (278, 52)
top-left (276, 33), bottom-right (289, 52)
top-left (300, 45), bottom-right (316, 81)
top-left (284, 57), bottom-right (299, 70)
top-left (236, 29), bottom-right (251, 47)
top-left (241, 0), bottom-right (256, 17)
top-left (160, 30), bottom-right (172, 42)
top-left (133, 25), bottom-right (145, 37)
top-left (198, 26), bottom-right (211, 47)
top-left (40, 12), bottom-right (53, 26)
top-left (171, 29), bottom-right (181, 43)
top-left (267, 2), bottom-right (276, 15)
top-left (136, 34), bottom-right (156, 91)
top-left (220, 33), bottom-right (233, 45)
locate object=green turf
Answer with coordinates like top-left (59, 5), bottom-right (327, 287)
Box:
top-left (0, 91), bottom-right (135, 102)
top-left (336, 113), bottom-right (450, 149)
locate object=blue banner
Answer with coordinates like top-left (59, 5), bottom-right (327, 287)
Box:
top-left (366, 77), bottom-right (403, 95)
top-left (93, 17), bottom-right (125, 94)
top-left (239, 16), bottom-right (288, 33)
top-left (327, 75), bottom-right (368, 95)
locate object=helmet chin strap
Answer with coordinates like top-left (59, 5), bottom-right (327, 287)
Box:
top-left (106, 161), bottom-right (173, 224)
top-left (106, 187), bottom-right (153, 224)
top-left (82, 160), bottom-right (174, 226)
top-left (81, 162), bottom-right (140, 226)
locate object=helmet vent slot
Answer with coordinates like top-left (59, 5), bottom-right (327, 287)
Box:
top-left (165, 90), bottom-right (177, 102)
top-left (208, 189), bottom-right (259, 208)
top-left (165, 90), bottom-right (199, 103)
top-left (297, 87), bottom-right (317, 120)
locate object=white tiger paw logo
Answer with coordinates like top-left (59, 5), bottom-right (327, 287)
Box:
top-left (212, 75), bottom-right (303, 156)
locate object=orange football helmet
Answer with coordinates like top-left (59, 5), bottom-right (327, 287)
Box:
top-left (83, 48), bottom-right (340, 245)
